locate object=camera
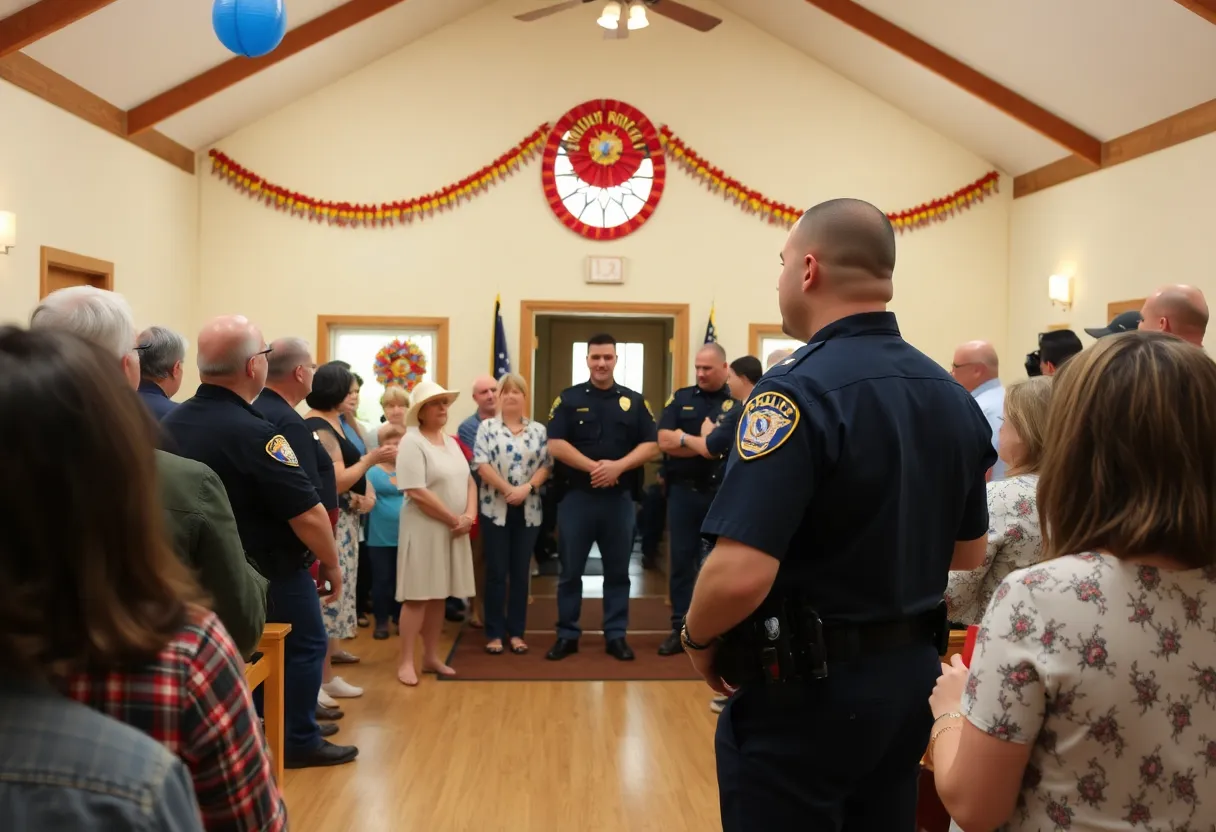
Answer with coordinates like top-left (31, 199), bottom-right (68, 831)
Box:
top-left (1025, 350), bottom-right (1042, 377)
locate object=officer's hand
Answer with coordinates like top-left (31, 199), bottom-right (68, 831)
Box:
top-left (590, 459), bottom-right (624, 488)
top-left (686, 641), bottom-right (732, 696)
top-left (318, 562), bottom-right (343, 605)
top-left (700, 417), bottom-right (716, 436)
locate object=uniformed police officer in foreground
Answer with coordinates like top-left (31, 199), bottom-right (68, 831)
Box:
top-left (654, 342), bottom-right (735, 655)
top-left (546, 333), bottom-right (659, 661)
top-left (682, 199), bottom-right (996, 829)
top-left (162, 316), bottom-right (358, 770)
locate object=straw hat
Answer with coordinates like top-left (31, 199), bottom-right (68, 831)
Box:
top-left (405, 379), bottom-right (459, 428)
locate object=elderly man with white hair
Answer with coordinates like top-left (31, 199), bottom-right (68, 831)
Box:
top-left (136, 325), bottom-right (188, 420)
top-left (29, 286), bottom-right (268, 657)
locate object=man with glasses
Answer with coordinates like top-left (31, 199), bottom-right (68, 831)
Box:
top-left (29, 289), bottom-right (269, 657)
top-left (949, 340), bottom-right (1004, 481)
top-left (163, 316), bottom-right (356, 769)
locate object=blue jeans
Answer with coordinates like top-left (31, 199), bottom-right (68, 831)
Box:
top-left (262, 568), bottom-right (327, 753)
top-left (367, 545), bottom-right (401, 627)
top-left (556, 489), bottom-right (635, 641)
top-left (666, 483), bottom-right (714, 629)
top-left (716, 643), bottom-right (939, 830)
top-left (480, 507), bottom-right (541, 640)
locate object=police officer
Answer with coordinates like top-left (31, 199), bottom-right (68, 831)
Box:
top-left (702, 355), bottom-right (763, 467)
top-left (545, 333), bottom-right (659, 661)
top-left (162, 315), bottom-right (359, 770)
top-left (655, 342), bottom-right (734, 655)
top-left (681, 199), bottom-right (995, 830)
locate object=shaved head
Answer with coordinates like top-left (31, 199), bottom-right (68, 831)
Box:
top-left (471, 374), bottom-right (498, 417)
top-left (951, 340), bottom-right (999, 392)
top-left (1140, 284), bottom-right (1208, 346)
top-left (697, 342), bottom-right (726, 362)
top-left (766, 348), bottom-right (793, 369)
top-left (779, 198), bottom-right (897, 340)
top-left (197, 315), bottom-right (268, 403)
top-left (694, 342), bottom-right (729, 391)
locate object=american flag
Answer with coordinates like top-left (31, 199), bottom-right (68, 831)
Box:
top-left (493, 294), bottom-right (511, 377)
top-left (704, 303), bottom-right (718, 344)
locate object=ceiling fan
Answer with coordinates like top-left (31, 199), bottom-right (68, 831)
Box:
top-left (515, 0), bottom-right (722, 38)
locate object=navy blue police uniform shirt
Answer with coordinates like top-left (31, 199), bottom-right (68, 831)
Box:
top-left (658, 384), bottom-right (735, 485)
top-left (162, 384), bottom-right (322, 574)
top-left (546, 382), bottom-right (658, 493)
top-left (704, 394), bottom-right (744, 460)
top-left (255, 388), bottom-right (339, 513)
top-left (701, 312), bottom-right (997, 624)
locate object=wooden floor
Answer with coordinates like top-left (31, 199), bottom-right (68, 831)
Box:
top-left (284, 568), bottom-right (722, 831)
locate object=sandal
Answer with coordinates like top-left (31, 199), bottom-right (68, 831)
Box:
top-left (509, 638), bottom-right (529, 655)
top-left (485, 640), bottom-right (504, 655)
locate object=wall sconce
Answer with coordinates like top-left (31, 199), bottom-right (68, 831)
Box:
top-left (1048, 273), bottom-right (1072, 309)
top-left (0, 212), bottom-right (14, 254)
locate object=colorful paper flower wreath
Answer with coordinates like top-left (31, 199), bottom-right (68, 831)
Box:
top-left (373, 338), bottom-right (427, 392)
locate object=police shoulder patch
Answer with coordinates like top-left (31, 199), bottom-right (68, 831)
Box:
top-left (549, 395), bottom-right (561, 419)
top-left (643, 399), bottom-right (653, 417)
top-left (721, 399), bottom-right (735, 413)
top-left (266, 434), bottom-right (300, 467)
top-left (736, 391), bottom-right (800, 461)
top-left (664, 393), bottom-right (674, 408)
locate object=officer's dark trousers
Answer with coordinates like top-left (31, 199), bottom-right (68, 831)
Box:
top-left (666, 482), bottom-right (713, 629)
top-left (716, 642), bottom-right (939, 831)
top-left (264, 568), bottom-right (328, 752)
top-left (556, 489), bottom-right (635, 641)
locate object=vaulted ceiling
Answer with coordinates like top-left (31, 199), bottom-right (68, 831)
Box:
top-left (4, 0), bottom-right (1216, 196)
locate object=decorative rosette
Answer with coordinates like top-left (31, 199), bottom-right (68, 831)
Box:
top-left (373, 339), bottom-right (427, 392)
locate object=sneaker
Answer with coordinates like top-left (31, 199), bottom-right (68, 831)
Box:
top-left (322, 677), bottom-right (364, 699)
top-left (318, 689), bottom-right (339, 709)
top-left (710, 695), bottom-right (728, 714)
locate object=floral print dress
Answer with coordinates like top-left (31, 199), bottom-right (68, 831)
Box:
top-left (962, 553), bottom-right (1216, 830)
top-left (945, 474), bottom-right (1043, 626)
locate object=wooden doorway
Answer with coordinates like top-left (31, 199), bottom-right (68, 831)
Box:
top-left (39, 247), bottom-right (114, 298)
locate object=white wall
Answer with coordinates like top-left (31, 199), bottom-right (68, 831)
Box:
top-left (0, 83), bottom-right (199, 355)
top-left (197, 0), bottom-right (1009, 417)
top-left (1009, 133), bottom-right (1216, 368)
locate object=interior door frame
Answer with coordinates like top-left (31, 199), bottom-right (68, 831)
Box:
top-left (315, 315), bottom-right (450, 387)
top-left (519, 300), bottom-right (689, 417)
top-left (39, 246), bottom-right (114, 298)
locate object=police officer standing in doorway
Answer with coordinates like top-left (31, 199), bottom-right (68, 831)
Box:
top-left (163, 315), bottom-right (359, 770)
top-left (682, 199), bottom-right (995, 829)
top-left (546, 333), bottom-right (659, 661)
top-left (654, 342), bottom-right (734, 655)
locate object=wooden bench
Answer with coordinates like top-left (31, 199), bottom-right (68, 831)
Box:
top-left (244, 623), bottom-right (291, 784)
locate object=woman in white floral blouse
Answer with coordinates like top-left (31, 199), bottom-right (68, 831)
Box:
top-left (472, 373), bottom-right (551, 655)
top-left (928, 331), bottom-right (1216, 832)
top-left (945, 375), bottom-right (1052, 626)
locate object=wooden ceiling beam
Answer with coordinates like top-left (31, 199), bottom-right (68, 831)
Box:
top-left (803, 0), bottom-right (1103, 165)
top-left (1014, 96), bottom-right (1216, 198)
top-left (0, 0), bottom-right (119, 57)
top-left (125, 0), bottom-right (410, 136)
top-left (1172, 0), bottom-right (1216, 26)
top-left (0, 52), bottom-right (194, 174)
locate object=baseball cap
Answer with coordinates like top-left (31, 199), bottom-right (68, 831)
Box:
top-left (1084, 310), bottom-right (1142, 339)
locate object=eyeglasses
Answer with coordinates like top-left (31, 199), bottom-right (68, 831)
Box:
top-left (251, 347), bottom-right (273, 359)
top-left (133, 343), bottom-right (151, 353)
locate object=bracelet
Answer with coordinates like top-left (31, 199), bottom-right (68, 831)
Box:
top-left (927, 723), bottom-right (962, 766)
top-left (933, 711), bottom-right (963, 726)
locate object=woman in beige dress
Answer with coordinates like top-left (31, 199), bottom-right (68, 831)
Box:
top-left (395, 380), bottom-right (477, 686)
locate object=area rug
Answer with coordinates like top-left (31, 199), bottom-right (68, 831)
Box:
top-left (441, 631), bottom-right (700, 682)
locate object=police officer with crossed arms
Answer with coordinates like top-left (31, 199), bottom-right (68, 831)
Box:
top-left (682, 199), bottom-right (995, 829)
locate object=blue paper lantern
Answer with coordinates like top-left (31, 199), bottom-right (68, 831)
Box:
top-left (212, 0), bottom-right (287, 59)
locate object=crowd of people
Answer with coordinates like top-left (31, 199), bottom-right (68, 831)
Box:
top-left (3, 199), bottom-right (1216, 830)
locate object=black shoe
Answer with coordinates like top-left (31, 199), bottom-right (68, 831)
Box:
top-left (546, 638), bottom-right (579, 661)
top-left (373, 627), bottom-right (389, 640)
top-left (315, 704), bottom-right (344, 721)
top-left (357, 615), bottom-right (369, 628)
top-left (606, 638), bottom-right (635, 661)
top-left (283, 740), bottom-right (358, 769)
top-left (657, 631), bottom-right (684, 656)
top-left (318, 722), bottom-right (339, 738)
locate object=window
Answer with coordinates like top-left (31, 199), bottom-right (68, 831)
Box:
top-left (330, 328), bottom-right (438, 426)
top-left (572, 341), bottom-right (644, 392)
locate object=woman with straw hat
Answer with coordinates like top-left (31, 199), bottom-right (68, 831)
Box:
top-left (394, 379), bottom-right (477, 685)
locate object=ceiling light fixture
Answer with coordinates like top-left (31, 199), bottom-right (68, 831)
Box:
top-left (596, 0), bottom-right (622, 29)
top-left (627, 0), bottom-right (649, 29)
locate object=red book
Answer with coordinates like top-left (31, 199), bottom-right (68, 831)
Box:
top-left (960, 624), bottom-right (979, 667)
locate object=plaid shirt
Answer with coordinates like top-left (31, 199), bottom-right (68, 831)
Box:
top-left (63, 608), bottom-right (287, 832)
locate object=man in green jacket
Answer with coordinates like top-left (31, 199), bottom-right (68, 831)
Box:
top-left (30, 287), bottom-right (268, 657)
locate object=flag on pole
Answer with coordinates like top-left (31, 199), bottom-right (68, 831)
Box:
top-left (492, 294), bottom-right (511, 378)
top-left (704, 303), bottom-right (718, 344)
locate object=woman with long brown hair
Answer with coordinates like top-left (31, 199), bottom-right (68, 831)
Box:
top-left (0, 326), bottom-right (285, 832)
top-left (929, 331), bottom-right (1216, 832)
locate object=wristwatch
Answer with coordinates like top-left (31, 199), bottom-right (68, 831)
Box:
top-left (527, 483), bottom-right (536, 495)
top-left (680, 619), bottom-right (715, 651)
top-left (679, 432), bottom-right (687, 448)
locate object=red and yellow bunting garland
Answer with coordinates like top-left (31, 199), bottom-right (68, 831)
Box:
top-left (207, 120), bottom-right (998, 234)
top-left (207, 124), bottom-right (550, 228)
top-left (658, 127), bottom-right (999, 233)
